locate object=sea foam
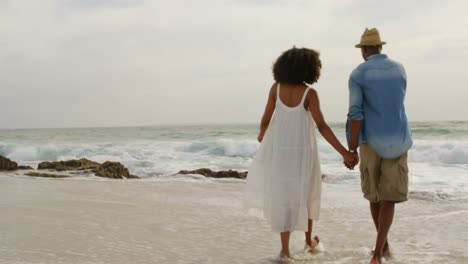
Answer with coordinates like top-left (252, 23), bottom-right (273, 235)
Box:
top-left (1, 138), bottom-right (468, 171)
top-left (1, 124), bottom-right (467, 201)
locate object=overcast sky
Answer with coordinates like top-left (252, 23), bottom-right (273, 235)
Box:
top-left (1, 0), bottom-right (467, 129)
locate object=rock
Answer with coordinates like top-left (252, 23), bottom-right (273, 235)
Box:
top-left (37, 158), bottom-right (100, 171)
top-left (177, 168), bottom-right (213, 177)
top-left (93, 161), bottom-right (134, 179)
top-left (214, 170), bottom-right (248, 179)
top-left (24, 172), bottom-right (69, 178)
top-left (0, 155), bottom-right (18, 171)
top-left (33, 158), bottom-right (138, 179)
top-left (177, 168), bottom-right (247, 179)
top-left (18, 165), bottom-right (34, 170)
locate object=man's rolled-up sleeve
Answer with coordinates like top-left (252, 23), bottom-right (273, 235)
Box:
top-left (348, 74), bottom-right (364, 120)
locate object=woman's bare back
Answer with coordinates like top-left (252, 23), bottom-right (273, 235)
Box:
top-left (275, 83), bottom-right (310, 110)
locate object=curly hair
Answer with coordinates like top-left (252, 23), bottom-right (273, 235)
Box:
top-left (272, 47), bottom-right (322, 85)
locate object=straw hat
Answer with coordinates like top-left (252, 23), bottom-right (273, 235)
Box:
top-left (355, 28), bottom-right (386, 48)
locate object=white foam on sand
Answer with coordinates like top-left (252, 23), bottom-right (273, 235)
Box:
top-left (1, 175), bottom-right (468, 264)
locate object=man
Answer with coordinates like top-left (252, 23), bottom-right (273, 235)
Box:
top-left (347, 28), bottom-right (413, 264)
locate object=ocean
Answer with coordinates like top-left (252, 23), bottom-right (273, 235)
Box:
top-left (1, 121), bottom-right (468, 264)
top-left (1, 121), bottom-right (468, 201)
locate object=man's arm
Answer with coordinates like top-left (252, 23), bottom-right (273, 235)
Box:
top-left (348, 120), bottom-right (361, 152)
top-left (348, 73), bottom-right (364, 154)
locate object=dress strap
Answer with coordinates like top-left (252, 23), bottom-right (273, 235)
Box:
top-left (276, 83), bottom-right (280, 102)
top-left (300, 87), bottom-right (312, 105)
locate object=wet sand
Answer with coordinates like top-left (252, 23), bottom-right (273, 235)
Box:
top-left (1, 174), bottom-right (467, 264)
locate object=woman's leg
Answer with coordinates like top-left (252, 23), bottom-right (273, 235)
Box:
top-left (305, 219), bottom-right (313, 245)
top-left (280, 231), bottom-right (291, 257)
top-left (305, 219), bottom-right (320, 250)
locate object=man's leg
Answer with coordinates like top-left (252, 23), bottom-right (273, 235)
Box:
top-left (370, 202), bottom-right (391, 257)
top-left (372, 151), bottom-right (409, 263)
top-left (370, 201), bottom-right (395, 264)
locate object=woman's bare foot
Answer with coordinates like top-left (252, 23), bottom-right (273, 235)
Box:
top-left (279, 250), bottom-right (294, 262)
top-left (280, 250), bottom-right (291, 258)
top-left (305, 236), bottom-right (320, 253)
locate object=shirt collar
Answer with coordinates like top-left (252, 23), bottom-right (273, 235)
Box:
top-left (367, 54), bottom-right (388, 61)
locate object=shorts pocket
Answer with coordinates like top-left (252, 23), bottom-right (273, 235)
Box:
top-left (360, 167), bottom-right (369, 195)
top-left (359, 156), bottom-right (368, 194)
top-left (397, 153), bottom-right (409, 198)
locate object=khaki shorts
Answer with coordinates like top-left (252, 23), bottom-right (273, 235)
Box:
top-left (359, 144), bottom-right (409, 203)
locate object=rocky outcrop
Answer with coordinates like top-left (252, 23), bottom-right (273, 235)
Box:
top-left (93, 161), bottom-right (138, 179)
top-left (18, 165), bottom-right (34, 170)
top-left (0, 155), bottom-right (18, 171)
top-left (177, 168), bottom-right (247, 179)
top-left (38, 158), bottom-right (100, 171)
top-left (177, 169), bottom-right (325, 180)
top-left (37, 158), bottom-right (139, 179)
top-left (24, 172), bottom-right (69, 178)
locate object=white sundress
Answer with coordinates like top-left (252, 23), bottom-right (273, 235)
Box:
top-left (245, 83), bottom-right (322, 232)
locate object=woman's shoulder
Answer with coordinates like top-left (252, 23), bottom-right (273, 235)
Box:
top-left (269, 82), bottom-right (277, 92)
top-left (268, 82), bottom-right (278, 100)
top-left (305, 86), bottom-right (318, 97)
top-left (304, 86), bottom-right (319, 106)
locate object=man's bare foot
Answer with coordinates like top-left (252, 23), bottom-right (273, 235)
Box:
top-left (305, 236), bottom-right (320, 253)
top-left (382, 247), bottom-right (392, 259)
top-left (369, 254), bottom-right (381, 264)
top-left (370, 246), bottom-right (392, 259)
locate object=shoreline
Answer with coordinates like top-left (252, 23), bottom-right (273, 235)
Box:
top-left (1, 169), bottom-right (466, 204)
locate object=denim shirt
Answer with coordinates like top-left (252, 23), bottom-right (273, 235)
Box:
top-left (346, 54), bottom-right (412, 159)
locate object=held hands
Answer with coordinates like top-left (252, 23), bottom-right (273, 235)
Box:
top-left (343, 151), bottom-right (359, 170)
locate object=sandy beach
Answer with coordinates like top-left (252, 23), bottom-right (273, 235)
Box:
top-left (2, 0), bottom-right (468, 263)
top-left (1, 173), bottom-right (467, 264)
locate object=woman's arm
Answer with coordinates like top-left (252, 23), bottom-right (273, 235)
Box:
top-left (257, 84), bottom-right (276, 142)
top-left (307, 89), bottom-right (358, 168)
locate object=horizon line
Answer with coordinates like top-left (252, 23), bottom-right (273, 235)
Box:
top-left (1, 120), bottom-right (467, 131)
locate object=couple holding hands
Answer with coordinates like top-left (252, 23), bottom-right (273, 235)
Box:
top-left (245, 28), bottom-right (412, 264)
